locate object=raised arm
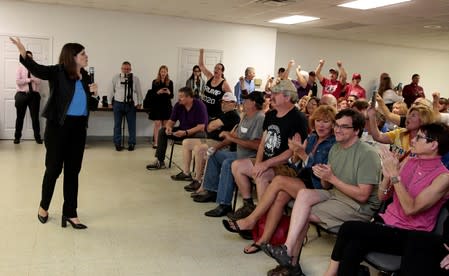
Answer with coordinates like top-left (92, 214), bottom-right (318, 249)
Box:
top-left (315, 59), bottom-right (325, 83)
top-left (433, 92), bottom-right (442, 121)
top-left (198, 48), bottom-right (213, 80)
top-left (367, 106), bottom-right (394, 144)
top-left (281, 60), bottom-right (295, 80)
top-left (337, 61), bottom-right (347, 85)
top-left (295, 65), bottom-right (307, 88)
top-left (376, 94), bottom-right (401, 126)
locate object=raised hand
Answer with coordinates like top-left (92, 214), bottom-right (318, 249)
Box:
top-left (337, 61), bottom-right (342, 67)
top-left (319, 59), bottom-right (325, 65)
top-left (9, 37), bottom-right (26, 58)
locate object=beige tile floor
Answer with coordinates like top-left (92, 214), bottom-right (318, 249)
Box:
top-left (0, 139), bottom-right (341, 276)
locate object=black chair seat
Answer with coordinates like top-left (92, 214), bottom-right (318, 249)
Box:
top-left (364, 252), bottom-right (401, 273)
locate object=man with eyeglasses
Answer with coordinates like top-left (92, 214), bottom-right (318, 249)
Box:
top-left (262, 109), bottom-right (381, 274)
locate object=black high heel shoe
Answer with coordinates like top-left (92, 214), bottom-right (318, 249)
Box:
top-left (37, 214), bottom-right (48, 224)
top-left (61, 216), bottom-right (87, 229)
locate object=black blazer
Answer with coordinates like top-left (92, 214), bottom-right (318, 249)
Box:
top-left (19, 55), bottom-right (98, 126)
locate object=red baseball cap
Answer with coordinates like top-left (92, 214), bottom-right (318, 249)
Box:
top-left (352, 73), bottom-right (361, 80)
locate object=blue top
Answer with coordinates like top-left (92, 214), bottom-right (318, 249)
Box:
top-left (234, 79), bottom-right (255, 104)
top-left (67, 80), bottom-right (87, 116)
top-left (304, 133), bottom-right (336, 189)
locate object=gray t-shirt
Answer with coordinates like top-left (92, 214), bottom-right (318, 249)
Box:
top-left (328, 140), bottom-right (382, 216)
top-left (236, 111), bottom-right (265, 159)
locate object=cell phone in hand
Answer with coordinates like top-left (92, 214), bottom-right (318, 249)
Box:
top-left (370, 91), bottom-right (377, 108)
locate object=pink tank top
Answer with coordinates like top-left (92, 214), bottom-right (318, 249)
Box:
top-left (381, 156), bottom-right (449, 231)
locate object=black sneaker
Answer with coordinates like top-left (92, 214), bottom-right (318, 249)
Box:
top-left (184, 180), bottom-right (201, 192)
top-left (146, 160), bottom-right (166, 170)
top-left (115, 144), bottom-right (123, 151)
top-left (171, 172), bottom-right (193, 181)
top-left (205, 204), bottom-right (232, 217)
top-left (128, 144), bottom-right (135, 151)
top-left (227, 203), bottom-right (255, 220)
top-left (35, 138), bottom-right (43, 144)
top-left (13, 138), bottom-right (20, 144)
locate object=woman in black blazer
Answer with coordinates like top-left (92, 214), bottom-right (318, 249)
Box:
top-left (10, 37), bottom-right (98, 230)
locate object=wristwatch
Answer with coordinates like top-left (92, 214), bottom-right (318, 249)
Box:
top-left (390, 176), bottom-right (401, 184)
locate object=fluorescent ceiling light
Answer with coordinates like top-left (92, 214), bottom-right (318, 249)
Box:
top-left (269, 15), bottom-right (319, 25)
top-left (338, 0), bottom-right (411, 10)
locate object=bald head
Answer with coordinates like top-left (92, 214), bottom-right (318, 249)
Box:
top-left (320, 94), bottom-right (337, 110)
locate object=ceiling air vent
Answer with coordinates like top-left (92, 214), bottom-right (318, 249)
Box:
top-left (254, 0), bottom-right (297, 7)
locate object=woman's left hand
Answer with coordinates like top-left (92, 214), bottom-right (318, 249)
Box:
top-left (89, 83), bottom-right (98, 95)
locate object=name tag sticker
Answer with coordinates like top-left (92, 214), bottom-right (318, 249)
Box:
top-left (241, 126), bottom-right (248, 133)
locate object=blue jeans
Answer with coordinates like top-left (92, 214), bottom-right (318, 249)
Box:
top-left (203, 150), bottom-right (237, 206)
top-left (113, 101), bottom-right (136, 145)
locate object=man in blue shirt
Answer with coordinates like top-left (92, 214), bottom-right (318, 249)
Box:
top-left (234, 67), bottom-right (255, 106)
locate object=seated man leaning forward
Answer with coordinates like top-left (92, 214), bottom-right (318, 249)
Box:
top-left (259, 109), bottom-right (382, 275)
top-left (146, 87), bottom-right (208, 170)
top-left (192, 92), bottom-right (266, 217)
top-left (228, 80), bottom-right (308, 220)
top-left (170, 92), bottom-right (240, 183)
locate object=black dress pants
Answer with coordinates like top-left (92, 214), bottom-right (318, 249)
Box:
top-left (331, 220), bottom-right (421, 276)
top-left (155, 127), bottom-right (206, 162)
top-left (40, 116), bottom-right (87, 218)
top-left (14, 91), bottom-right (41, 140)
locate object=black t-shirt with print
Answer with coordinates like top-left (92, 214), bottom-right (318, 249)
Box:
top-left (262, 107), bottom-right (308, 160)
top-left (207, 110), bottom-right (241, 141)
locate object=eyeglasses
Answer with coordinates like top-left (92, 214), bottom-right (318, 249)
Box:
top-left (334, 124), bottom-right (354, 130)
top-left (415, 134), bottom-right (435, 142)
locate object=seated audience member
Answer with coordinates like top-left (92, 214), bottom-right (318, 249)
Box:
top-left (171, 92), bottom-right (240, 182)
top-left (304, 96), bottom-right (319, 119)
top-left (345, 73), bottom-right (366, 100)
top-left (228, 80), bottom-right (308, 220)
top-left (324, 122), bottom-right (449, 276)
top-left (378, 76), bottom-right (403, 110)
top-left (384, 101), bottom-right (408, 130)
top-left (320, 94), bottom-right (337, 110)
top-left (402, 73), bottom-right (425, 108)
top-left (433, 92), bottom-right (449, 126)
top-left (146, 87), bottom-right (208, 170)
top-left (297, 95), bottom-right (310, 113)
top-left (261, 109), bottom-right (382, 275)
top-left (262, 92), bottom-right (272, 113)
top-left (351, 99), bottom-right (369, 114)
top-left (234, 67), bottom-right (256, 106)
top-left (347, 94), bottom-right (358, 108)
top-left (368, 103), bottom-right (434, 160)
top-left (439, 97), bottom-right (449, 113)
top-left (397, 212), bottom-right (449, 276)
top-left (193, 92), bottom-right (265, 216)
top-left (315, 59), bottom-right (347, 99)
top-left (198, 48), bottom-right (232, 119)
top-left (337, 97), bottom-right (348, 111)
top-left (223, 106), bottom-right (336, 257)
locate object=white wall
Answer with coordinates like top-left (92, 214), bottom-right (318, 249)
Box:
top-left (275, 32), bottom-right (449, 98)
top-left (0, 1), bottom-right (277, 137)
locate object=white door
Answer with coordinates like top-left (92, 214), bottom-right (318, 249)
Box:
top-left (0, 35), bottom-right (51, 140)
top-left (177, 48), bottom-right (223, 99)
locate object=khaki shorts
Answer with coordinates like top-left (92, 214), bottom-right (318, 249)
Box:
top-left (311, 190), bottom-right (372, 229)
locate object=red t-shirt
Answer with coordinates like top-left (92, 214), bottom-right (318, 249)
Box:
top-left (346, 84), bottom-right (366, 99)
top-left (320, 78), bottom-right (344, 98)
